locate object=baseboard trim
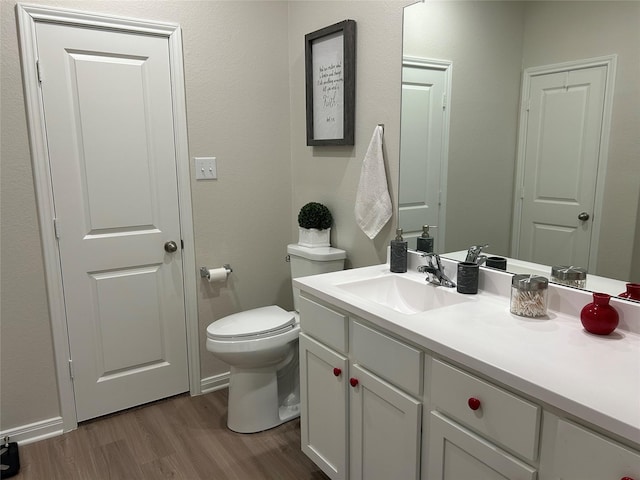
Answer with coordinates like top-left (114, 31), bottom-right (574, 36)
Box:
top-left (0, 416), bottom-right (64, 445)
top-left (200, 372), bottom-right (230, 395)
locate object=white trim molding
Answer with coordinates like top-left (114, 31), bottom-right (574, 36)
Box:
top-left (16, 3), bottom-right (199, 433)
top-left (200, 372), bottom-right (231, 395)
top-left (0, 417), bottom-right (64, 446)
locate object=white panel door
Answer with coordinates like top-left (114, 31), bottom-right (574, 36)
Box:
top-left (35, 22), bottom-right (189, 421)
top-left (517, 66), bottom-right (607, 268)
top-left (399, 63), bottom-right (448, 250)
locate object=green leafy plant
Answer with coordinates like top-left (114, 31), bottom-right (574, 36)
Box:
top-left (298, 202), bottom-right (333, 230)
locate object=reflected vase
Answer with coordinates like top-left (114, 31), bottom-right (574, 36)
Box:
top-left (580, 293), bottom-right (619, 335)
top-left (619, 283), bottom-right (640, 301)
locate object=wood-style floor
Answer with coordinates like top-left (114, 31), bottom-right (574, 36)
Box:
top-left (13, 389), bottom-right (329, 479)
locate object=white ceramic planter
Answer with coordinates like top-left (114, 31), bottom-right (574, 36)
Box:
top-left (298, 227), bottom-right (331, 248)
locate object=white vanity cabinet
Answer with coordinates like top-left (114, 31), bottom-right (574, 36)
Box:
top-left (299, 295), bottom-right (423, 480)
top-left (426, 359), bottom-right (539, 479)
top-left (297, 287), bottom-right (640, 480)
top-left (299, 295), bottom-right (349, 480)
top-left (426, 359), bottom-right (640, 480)
top-left (349, 321), bottom-right (422, 480)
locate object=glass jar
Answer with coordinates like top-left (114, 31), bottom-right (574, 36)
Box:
top-left (510, 274), bottom-right (549, 318)
top-left (551, 265), bottom-right (587, 289)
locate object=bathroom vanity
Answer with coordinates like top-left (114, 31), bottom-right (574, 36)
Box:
top-left (295, 253), bottom-right (640, 480)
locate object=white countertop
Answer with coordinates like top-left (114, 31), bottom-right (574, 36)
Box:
top-left (294, 261), bottom-right (640, 447)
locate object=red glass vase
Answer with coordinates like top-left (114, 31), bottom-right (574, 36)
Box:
top-left (619, 283), bottom-right (640, 301)
top-left (580, 293), bottom-right (619, 335)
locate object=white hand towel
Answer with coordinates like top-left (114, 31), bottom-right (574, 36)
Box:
top-left (355, 125), bottom-right (392, 239)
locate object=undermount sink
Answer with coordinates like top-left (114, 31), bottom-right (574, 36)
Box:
top-left (337, 274), bottom-right (472, 315)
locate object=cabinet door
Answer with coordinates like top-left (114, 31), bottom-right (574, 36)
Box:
top-left (552, 418), bottom-right (640, 480)
top-left (349, 364), bottom-right (422, 480)
top-left (428, 411), bottom-right (537, 480)
top-left (299, 333), bottom-right (348, 480)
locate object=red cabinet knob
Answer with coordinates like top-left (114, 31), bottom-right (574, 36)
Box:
top-left (468, 397), bottom-right (481, 411)
top-left (333, 367), bottom-right (342, 377)
top-left (621, 477), bottom-right (634, 480)
top-left (349, 378), bottom-right (359, 387)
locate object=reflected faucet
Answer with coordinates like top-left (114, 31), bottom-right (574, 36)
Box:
top-left (465, 244), bottom-right (489, 265)
top-left (418, 253), bottom-right (456, 288)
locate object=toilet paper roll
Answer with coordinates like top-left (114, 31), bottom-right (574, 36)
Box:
top-left (206, 267), bottom-right (228, 283)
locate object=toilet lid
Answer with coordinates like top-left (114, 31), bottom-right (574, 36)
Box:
top-left (207, 305), bottom-right (295, 340)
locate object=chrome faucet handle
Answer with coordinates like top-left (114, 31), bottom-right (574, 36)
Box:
top-left (420, 252), bottom-right (440, 270)
top-left (418, 253), bottom-right (436, 274)
top-left (432, 254), bottom-right (444, 271)
top-left (465, 244), bottom-right (489, 263)
top-left (418, 253), bottom-right (456, 288)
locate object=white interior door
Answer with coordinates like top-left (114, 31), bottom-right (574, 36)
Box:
top-left (515, 65), bottom-right (607, 268)
top-left (35, 21), bottom-right (189, 421)
top-left (398, 60), bottom-right (450, 250)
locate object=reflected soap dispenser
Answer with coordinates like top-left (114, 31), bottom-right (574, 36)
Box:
top-left (416, 225), bottom-right (436, 253)
top-left (390, 228), bottom-right (408, 273)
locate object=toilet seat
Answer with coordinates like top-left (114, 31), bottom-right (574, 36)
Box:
top-left (207, 305), bottom-right (295, 341)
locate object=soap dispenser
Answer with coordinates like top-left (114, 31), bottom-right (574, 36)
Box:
top-left (416, 225), bottom-right (436, 253)
top-left (390, 228), bottom-right (408, 273)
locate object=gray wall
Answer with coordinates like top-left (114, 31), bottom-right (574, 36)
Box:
top-left (0, 0), bottom-right (406, 433)
top-left (289, 1), bottom-right (406, 269)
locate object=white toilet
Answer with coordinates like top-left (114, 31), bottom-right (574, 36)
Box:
top-left (206, 244), bottom-right (346, 433)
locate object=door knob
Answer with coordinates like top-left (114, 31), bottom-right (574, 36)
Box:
top-left (164, 241), bottom-right (178, 253)
top-left (578, 212), bottom-right (590, 221)
top-left (468, 397), bottom-right (481, 411)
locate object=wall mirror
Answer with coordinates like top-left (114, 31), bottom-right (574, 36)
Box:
top-left (399, 1), bottom-right (640, 298)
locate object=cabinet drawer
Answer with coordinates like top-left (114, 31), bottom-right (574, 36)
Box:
top-left (553, 418), bottom-right (640, 480)
top-left (431, 359), bottom-right (540, 462)
top-left (352, 321), bottom-right (422, 397)
top-left (299, 296), bottom-right (348, 353)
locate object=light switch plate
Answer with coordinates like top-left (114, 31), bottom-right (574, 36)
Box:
top-left (194, 157), bottom-right (217, 180)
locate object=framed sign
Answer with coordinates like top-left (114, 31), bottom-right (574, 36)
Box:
top-left (305, 20), bottom-right (356, 146)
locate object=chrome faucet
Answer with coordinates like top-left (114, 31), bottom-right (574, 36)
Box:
top-left (418, 253), bottom-right (456, 288)
top-left (465, 244), bottom-right (489, 265)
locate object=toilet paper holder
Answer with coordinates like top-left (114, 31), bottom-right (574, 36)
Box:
top-left (200, 264), bottom-right (233, 279)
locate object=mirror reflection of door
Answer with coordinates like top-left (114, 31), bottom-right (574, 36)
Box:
top-left (398, 58), bottom-right (451, 251)
top-left (513, 59), bottom-right (614, 271)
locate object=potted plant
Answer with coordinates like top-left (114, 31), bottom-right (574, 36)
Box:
top-left (298, 202), bottom-right (333, 247)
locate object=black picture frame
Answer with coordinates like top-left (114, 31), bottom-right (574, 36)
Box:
top-left (305, 20), bottom-right (356, 146)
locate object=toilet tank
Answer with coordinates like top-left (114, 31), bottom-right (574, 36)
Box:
top-left (287, 244), bottom-right (346, 312)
